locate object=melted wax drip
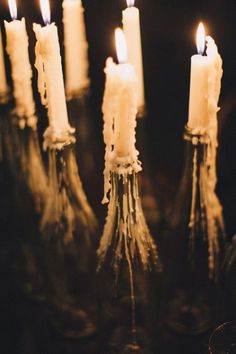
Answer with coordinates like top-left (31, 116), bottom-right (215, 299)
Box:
top-left (188, 36), bottom-right (225, 279)
top-left (98, 172), bottom-right (159, 347)
top-left (189, 135), bottom-right (225, 279)
top-left (98, 172), bottom-right (158, 271)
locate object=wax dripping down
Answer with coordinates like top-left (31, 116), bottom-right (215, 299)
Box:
top-left (98, 173), bottom-right (159, 349)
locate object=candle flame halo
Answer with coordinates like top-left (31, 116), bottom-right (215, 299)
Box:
top-left (115, 28), bottom-right (128, 64)
top-left (126, 0), bottom-right (135, 7)
top-left (40, 0), bottom-right (51, 25)
top-left (196, 22), bottom-right (206, 55)
top-left (8, 0), bottom-right (17, 20)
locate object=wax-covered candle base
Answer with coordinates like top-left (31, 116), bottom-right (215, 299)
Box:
top-left (43, 125), bottom-right (76, 151)
top-left (163, 126), bottom-right (225, 335)
top-left (97, 172), bottom-right (160, 353)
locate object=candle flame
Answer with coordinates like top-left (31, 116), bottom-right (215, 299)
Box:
top-left (115, 28), bottom-right (128, 64)
top-left (126, 0), bottom-right (135, 7)
top-left (8, 0), bottom-right (17, 20)
top-left (196, 22), bottom-right (206, 55)
top-left (40, 0), bottom-right (51, 25)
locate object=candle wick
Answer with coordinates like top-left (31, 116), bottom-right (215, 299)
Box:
top-left (197, 45), bottom-right (206, 56)
top-left (127, 0), bottom-right (135, 8)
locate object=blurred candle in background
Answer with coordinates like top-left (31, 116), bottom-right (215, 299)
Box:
top-left (4, 0), bottom-right (35, 120)
top-left (0, 29), bottom-right (8, 98)
top-left (34, 0), bottom-right (71, 134)
top-left (62, 0), bottom-right (89, 98)
top-left (122, 0), bottom-right (145, 113)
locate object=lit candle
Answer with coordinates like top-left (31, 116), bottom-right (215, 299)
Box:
top-left (104, 28), bottom-right (138, 157)
top-left (4, 0), bottom-right (35, 120)
top-left (102, 29), bottom-right (139, 202)
top-left (62, 0), bottom-right (89, 97)
top-left (122, 0), bottom-right (145, 112)
top-left (34, 0), bottom-right (72, 137)
top-left (0, 29), bottom-right (8, 98)
top-left (188, 23), bottom-right (223, 130)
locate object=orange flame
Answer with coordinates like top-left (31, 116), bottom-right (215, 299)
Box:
top-left (196, 22), bottom-right (205, 55)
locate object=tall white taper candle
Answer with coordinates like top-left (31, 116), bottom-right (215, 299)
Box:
top-left (34, 0), bottom-right (71, 136)
top-left (63, 0), bottom-right (89, 97)
top-left (122, 0), bottom-right (145, 111)
top-left (4, 0), bottom-right (35, 120)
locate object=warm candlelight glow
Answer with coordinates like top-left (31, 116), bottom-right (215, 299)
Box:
top-left (196, 22), bottom-right (206, 55)
top-left (115, 28), bottom-right (127, 64)
top-left (126, 0), bottom-right (135, 7)
top-left (8, 0), bottom-right (17, 20)
top-left (40, 0), bottom-right (51, 25)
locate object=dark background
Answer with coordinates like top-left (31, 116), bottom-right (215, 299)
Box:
top-left (0, 1), bottom-right (236, 353)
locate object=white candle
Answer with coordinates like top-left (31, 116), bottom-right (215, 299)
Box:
top-left (63, 0), bottom-right (89, 97)
top-left (206, 36), bottom-right (223, 129)
top-left (4, 0), bottom-right (35, 119)
top-left (102, 29), bottom-right (139, 202)
top-left (33, 0), bottom-right (71, 135)
top-left (104, 29), bottom-right (138, 157)
top-left (0, 29), bottom-right (8, 98)
top-left (122, 0), bottom-right (145, 111)
top-left (188, 23), bottom-right (222, 130)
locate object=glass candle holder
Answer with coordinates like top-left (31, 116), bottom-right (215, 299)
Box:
top-left (164, 125), bottom-right (225, 335)
top-left (39, 134), bottom-right (98, 339)
top-left (97, 171), bottom-right (160, 353)
top-left (209, 321), bottom-right (236, 354)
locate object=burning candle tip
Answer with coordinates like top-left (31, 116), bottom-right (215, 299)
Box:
top-left (8, 0), bottom-right (17, 21)
top-left (40, 0), bottom-right (51, 25)
top-left (196, 22), bottom-right (206, 55)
